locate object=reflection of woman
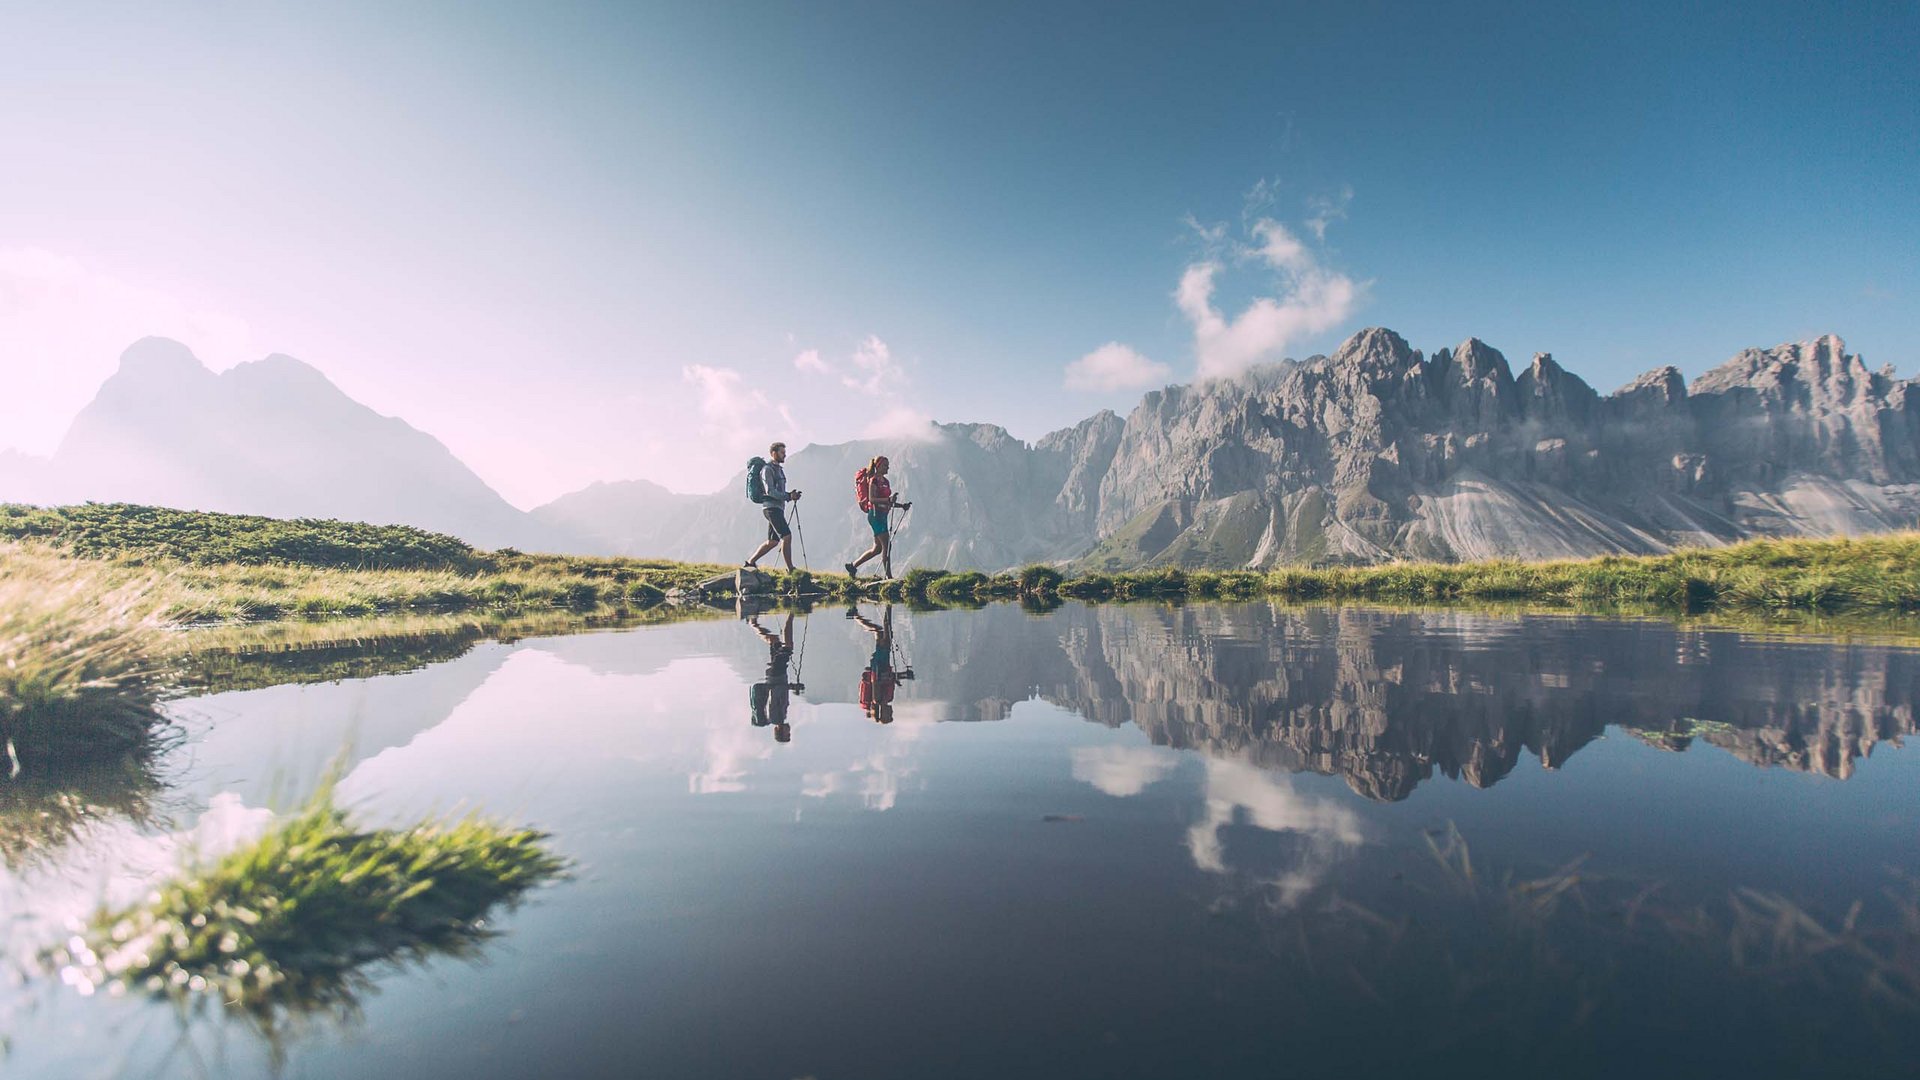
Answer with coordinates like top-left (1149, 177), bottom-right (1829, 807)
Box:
top-left (747, 612), bottom-right (803, 743)
top-left (849, 604), bottom-right (912, 724)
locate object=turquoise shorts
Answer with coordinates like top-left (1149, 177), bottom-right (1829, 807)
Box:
top-left (867, 510), bottom-right (889, 536)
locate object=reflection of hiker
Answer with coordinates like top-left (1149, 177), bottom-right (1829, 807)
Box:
top-left (845, 455), bottom-right (911, 580)
top-left (748, 611), bottom-right (804, 743)
top-left (744, 441), bottom-right (803, 572)
top-left (849, 604), bottom-right (912, 724)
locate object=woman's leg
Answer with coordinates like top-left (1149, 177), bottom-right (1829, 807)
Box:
top-left (850, 535), bottom-right (884, 573)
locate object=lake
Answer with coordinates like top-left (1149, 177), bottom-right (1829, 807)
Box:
top-left (5, 601), bottom-right (1919, 1078)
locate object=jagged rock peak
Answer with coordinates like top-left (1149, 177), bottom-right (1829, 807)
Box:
top-left (1450, 337), bottom-right (1514, 382)
top-left (1692, 333), bottom-right (1864, 396)
top-left (935, 421), bottom-right (1018, 451)
top-left (1516, 352), bottom-right (1599, 420)
top-left (1612, 365), bottom-right (1687, 403)
top-left (1332, 326), bottom-right (1419, 372)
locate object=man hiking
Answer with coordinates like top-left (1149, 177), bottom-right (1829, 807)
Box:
top-left (845, 455), bottom-right (911, 580)
top-left (744, 441), bottom-right (802, 572)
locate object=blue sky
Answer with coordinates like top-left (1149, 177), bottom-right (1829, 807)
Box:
top-left (2, 1), bottom-right (1914, 502)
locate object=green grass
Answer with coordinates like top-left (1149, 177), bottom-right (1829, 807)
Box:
top-left (13, 503), bottom-right (1920, 623)
top-left (877, 534), bottom-right (1920, 617)
top-left (2, 504), bottom-right (733, 622)
top-left (0, 502), bottom-right (486, 572)
top-left (44, 782), bottom-right (566, 1026)
top-left (0, 545), bottom-right (167, 764)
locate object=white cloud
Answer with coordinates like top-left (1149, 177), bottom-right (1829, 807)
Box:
top-left (793, 348), bottom-right (829, 374)
top-left (0, 248), bottom-right (256, 454)
top-left (1249, 219), bottom-right (1312, 274)
top-left (842, 334), bottom-right (905, 397)
top-left (682, 363), bottom-right (800, 460)
top-left (683, 363), bottom-right (765, 426)
top-left (1064, 342), bottom-right (1171, 393)
top-left (862, 404), bottom-right (942, 442)
top-left (1072, 745), bottom-right (1181, 797)
top-left (1176, 216), bottom-right (1365, 379)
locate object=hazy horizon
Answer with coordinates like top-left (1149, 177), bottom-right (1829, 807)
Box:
top-left (3, 1), bottom-right (1915, 505)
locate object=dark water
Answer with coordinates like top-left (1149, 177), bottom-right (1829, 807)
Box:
top-left (5, 602), bottom-right (1920, 1078)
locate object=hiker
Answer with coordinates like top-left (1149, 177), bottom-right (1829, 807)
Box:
top-left (845, 455), bottom-right (911, 580)
top-left (849, 603), bottom-right (912, 724)
top-left (744, 441), bottom-right (803, 572)
top-left (747, 611), bottom-right (803, 743)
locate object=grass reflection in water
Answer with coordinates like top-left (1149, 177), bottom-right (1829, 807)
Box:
top-left (1235, 823), bottom-right (1920, 1068)
top-left (40, 781), bottom-right (566, 1044)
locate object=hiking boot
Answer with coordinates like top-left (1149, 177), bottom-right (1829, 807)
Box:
top-left (844, 562), bottom-right (859, 580)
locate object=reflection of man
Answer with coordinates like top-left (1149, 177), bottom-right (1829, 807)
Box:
top-left (849, 604), bottom-right (913, 725)
top-left (748, 612), bottom-right (804, 743)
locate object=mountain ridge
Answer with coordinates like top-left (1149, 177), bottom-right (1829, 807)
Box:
top-left (32, 337), bottom-right (580, 552)
top-left (9, 328), bottom-right (1918, 568)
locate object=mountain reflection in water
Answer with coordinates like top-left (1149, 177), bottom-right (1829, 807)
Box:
top-left (754, 602), bottom-right (1917, 799)
top-left (5, 600), bottom-right (1919, 1079)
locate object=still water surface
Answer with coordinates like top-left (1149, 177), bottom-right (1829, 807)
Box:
top-left (5, 602), bottom-right (1919, 1078)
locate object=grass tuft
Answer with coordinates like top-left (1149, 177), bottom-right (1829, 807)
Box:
top-left (0, 544), bottom-right (168, 768)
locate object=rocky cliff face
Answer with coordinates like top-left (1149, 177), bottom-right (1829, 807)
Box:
top-left (1078, 328), bottom-right (1920, 567)
top-left (556, 327), bottom-right (1920, 569)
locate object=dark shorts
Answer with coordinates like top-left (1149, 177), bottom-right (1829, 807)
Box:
top-left (867, 510), bottom-right (889, 536)
top-left (764, 505), bottom-right (791, 540)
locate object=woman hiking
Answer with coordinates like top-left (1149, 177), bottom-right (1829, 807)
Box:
top-left (845, 455), bottom-right (910, 580)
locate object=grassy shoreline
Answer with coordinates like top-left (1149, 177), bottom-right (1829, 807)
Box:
top-left (8, 503), bottom-right (1920, 625)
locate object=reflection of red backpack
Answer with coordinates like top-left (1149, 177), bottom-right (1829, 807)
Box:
top-left (855, 467), bottom-right (874, 513)
top-left (860, 669), bottom-right (896, 711)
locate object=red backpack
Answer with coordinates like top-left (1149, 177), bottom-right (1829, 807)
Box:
top-left (855, 467), bottom-right (874, 513)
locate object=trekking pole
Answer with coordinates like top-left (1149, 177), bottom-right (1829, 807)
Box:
top-left (791, 499), bottom-right (809, 571)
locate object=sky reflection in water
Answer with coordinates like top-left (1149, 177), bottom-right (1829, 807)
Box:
top-left (4, 602), bottom-right (1919, 1079)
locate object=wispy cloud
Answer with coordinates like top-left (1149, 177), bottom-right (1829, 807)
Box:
top-left (1064, 342), bottom-right (1172, 393)
top-left (1177, 213), bottom-right (1365, 380)
top-left (841, 334), bottom-right (906, 397)
top-left (789, 333), bottom-right (938, 441)
top-left (1305, 185), bottom-right (1353, 242)
top-left (682, 363), bottom-right (799, 457)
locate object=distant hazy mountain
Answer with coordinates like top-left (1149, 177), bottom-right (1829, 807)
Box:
top-left (0, 449), bottom-right (52, 505)
top-left (542, 328), bottom-right (1920, 569)
top-left (530, 478), bottom-right (698, 556)
top-left (546, 416), bottom-right (1123, 569)
top-left (36, 337), bottom-right (577, 552)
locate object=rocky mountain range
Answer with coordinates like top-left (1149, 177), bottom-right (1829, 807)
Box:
top-left (7, 328), bottom-right (1918, 568)
top-left (549, 327), bottom-right (1920, 568)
